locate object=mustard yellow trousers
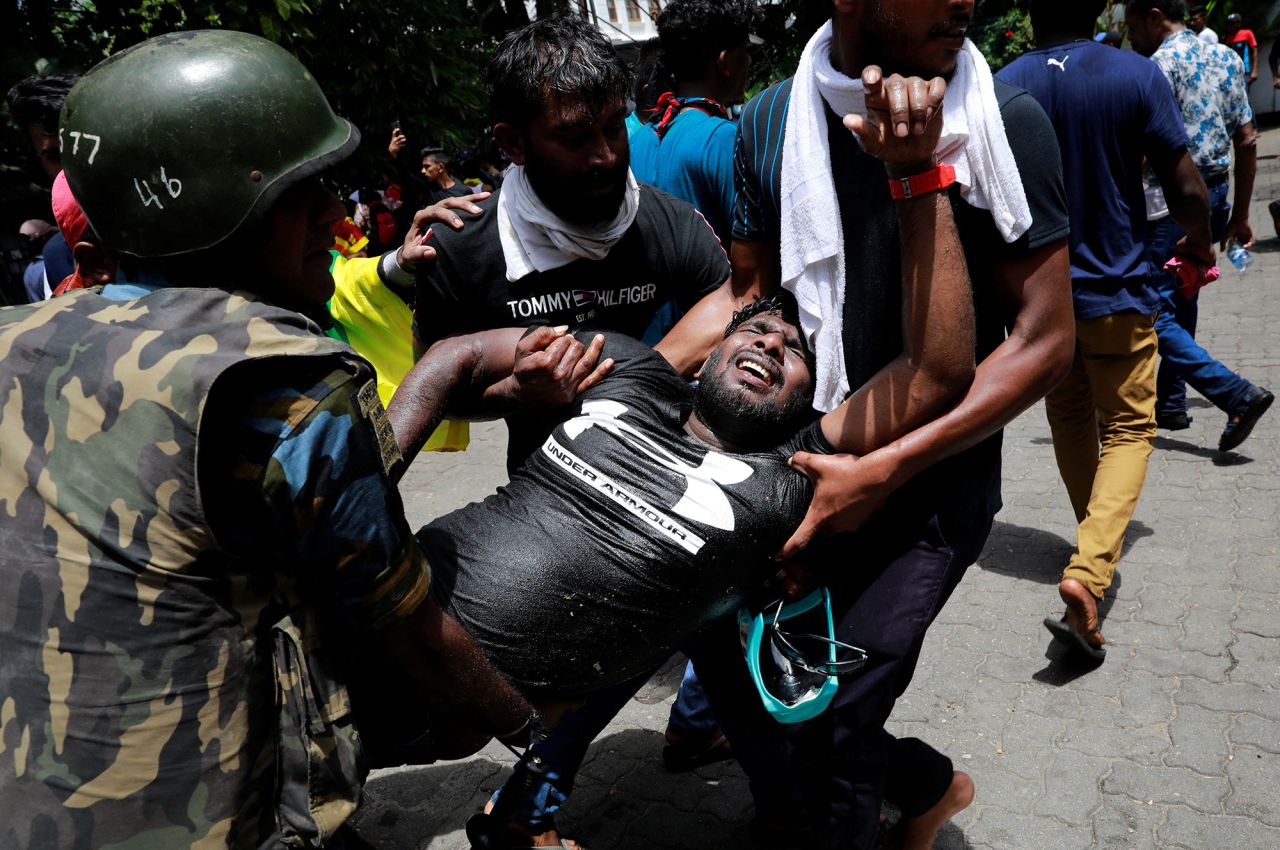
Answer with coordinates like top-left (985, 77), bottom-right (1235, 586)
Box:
top-left (1045, 312), bottom-right (1157, 600)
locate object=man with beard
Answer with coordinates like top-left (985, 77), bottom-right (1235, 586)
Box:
top-left (392, 56), bottom-right (976, 847)
top-left (657, 0), bottom-right (1074, 846)
top-left (411, 15), bottom-right (733, 436)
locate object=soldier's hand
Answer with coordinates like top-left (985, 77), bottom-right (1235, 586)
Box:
top-left (510, 326), bottom-right (614, 407)
top-left (397, 193), bottom-right (491, 272)
top-left (844, 66), bottom-right (946, 175)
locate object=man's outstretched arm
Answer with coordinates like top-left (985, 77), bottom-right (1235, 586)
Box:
top-left (388, 327), bottom-right (610, 466)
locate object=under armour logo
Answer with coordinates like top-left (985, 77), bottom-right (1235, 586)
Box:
top-left (1047, 56), bottom-right (1070, 71)
top-left (563, 399), bottom-right (752, 530)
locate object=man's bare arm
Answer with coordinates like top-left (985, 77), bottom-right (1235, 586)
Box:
top-left (388, 327), bottom-right (610, 470)
top-left (817, 187), bottom-right (975, 454)
top-left (1221, 121), bottom-right (1259, 250)
top-left (654, 268), bottom-right (760, 377)
top-left (779, 239), bottom-right (1073, 557)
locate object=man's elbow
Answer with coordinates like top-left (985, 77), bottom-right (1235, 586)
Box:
top-left (1037, 325), bottom-right (1076, 394)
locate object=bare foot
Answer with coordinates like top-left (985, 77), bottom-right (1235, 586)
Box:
top-left (1058, 578), bottom-right (1105, 651)
top-left (899, 770), bottom-right (974, 850)
top-left (479, 801), bottom-right (581, 849)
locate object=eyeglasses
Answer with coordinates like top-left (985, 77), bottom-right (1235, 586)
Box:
top-left (766, 598), bottom-right (868, 679)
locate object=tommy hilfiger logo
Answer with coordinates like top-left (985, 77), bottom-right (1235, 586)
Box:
top-left (506, 284), bottom-right (659, 319)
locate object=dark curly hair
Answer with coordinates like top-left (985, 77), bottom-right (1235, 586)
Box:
top-left (6, 74), bottom-right (78, 133)
top-left (487, 15), bottom-right (633, 130)
top-left (723, 290), bottom-right (814, 371)
top-left (656, 0), bottom-right (759, 82)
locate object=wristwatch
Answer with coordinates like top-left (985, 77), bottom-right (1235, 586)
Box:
top-left (887, 163), bottom-right (958, 201)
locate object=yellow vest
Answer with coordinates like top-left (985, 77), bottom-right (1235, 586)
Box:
top-left (328, 252), bottom-right (469, 451)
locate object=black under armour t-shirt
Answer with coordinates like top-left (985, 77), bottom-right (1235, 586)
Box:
top-left (417, 333), bottom-right (832, 696)
top-left (412, 183), bottom-right (730, 347)
top-left (732, 76), bottom-right (1070, 543)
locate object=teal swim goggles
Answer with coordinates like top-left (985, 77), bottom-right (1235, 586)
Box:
top-left (738, 588), bottom-right (869, 723)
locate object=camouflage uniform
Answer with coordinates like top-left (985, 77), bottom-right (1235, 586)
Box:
top-left (0, 283), bottom-right (428, 848)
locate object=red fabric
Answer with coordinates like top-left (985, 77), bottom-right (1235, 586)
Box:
top-left (51, 170), bottom-right (89, 245)
top-left (53, 269), bottom-right (90, 297)
top-left (887, 164), bottom-right (957, 200)
top-left (1164, 253), bottom-right (1220, 300)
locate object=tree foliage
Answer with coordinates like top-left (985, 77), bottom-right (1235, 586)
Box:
top-left (3, 0), bottom-right (500, 180)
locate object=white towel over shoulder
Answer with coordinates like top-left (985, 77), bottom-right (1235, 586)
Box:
top-left (780, 21), bottom-right (1033, 412)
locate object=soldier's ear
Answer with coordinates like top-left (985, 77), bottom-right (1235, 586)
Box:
top-left (73, 241), bottom-right (117, 284)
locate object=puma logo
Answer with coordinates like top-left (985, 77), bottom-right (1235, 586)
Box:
top-left (1047, 56), bottom-right (1070, 71)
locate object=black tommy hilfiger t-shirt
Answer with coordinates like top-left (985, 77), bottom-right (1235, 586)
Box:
top-left (412, 184), bottom-right (730, 348)
top-left (418, 333), bottom-right (832, 696)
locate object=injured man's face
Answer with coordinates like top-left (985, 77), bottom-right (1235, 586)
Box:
top-left (693, 304), bottom-right (817, 452)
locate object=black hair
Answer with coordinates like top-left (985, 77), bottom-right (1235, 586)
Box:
top-left (1030, 0), bottom-right (1107, 33)
top-left (723, 290), bottom-right (814, 370)
top-left (5, 74), bottom-right (78, 133)
top-left (487, 15), bottom-right (633, 130)
top-left (1126, 0), bottom-right (1186, 22)
top-left (656, 0), bottom-right (759, 82)
top-left (1188, 4), bottom-right (1207, 15)
top-left (420, 147), bottom-right (452, 168)
top-left (633, 38), bottom-right (664, 112)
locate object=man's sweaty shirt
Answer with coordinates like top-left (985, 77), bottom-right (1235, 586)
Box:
top-left (418, 333), bottom-right (832, 696)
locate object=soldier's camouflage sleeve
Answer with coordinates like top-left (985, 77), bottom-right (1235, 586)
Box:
top-left (208, 361), bottom-right (428, 629)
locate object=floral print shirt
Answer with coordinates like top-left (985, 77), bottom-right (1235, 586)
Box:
top-left (1152, 28), bottom-right (1253, 177)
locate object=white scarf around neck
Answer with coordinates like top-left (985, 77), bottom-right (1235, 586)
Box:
top-left (496, 164), bottom-right (640, 282)
top-left (780, 20), bottom-right (1033, 412)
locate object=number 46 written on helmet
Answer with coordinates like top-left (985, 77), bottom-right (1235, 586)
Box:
top-left (133, 168), bottom-right (183, 210)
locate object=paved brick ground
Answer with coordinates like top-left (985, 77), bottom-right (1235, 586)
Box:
top-left (354, 126), bottom-right (1280, 849)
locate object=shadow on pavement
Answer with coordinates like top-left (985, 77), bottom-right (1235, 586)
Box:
top-left (979, 521), bottom-right (1152, 585)
top-left (1153, 434), bottom-right (1255, 466)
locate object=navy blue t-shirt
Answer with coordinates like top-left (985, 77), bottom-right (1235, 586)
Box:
top-left (999, 41), bottom-right (1188, 320)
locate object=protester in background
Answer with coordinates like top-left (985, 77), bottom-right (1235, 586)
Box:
top-left (0, 31), bottom-right (534, 848)
top-left (626, 37), bottom-right (665, 137)
top-left (5, 73), bottom-right (77, 182)
top-left (332, 214), bottom-right (369, 257)
top-left (6, 74), bottom-right (78, 293)
top-left (421, 147), bottom-right (473, 204)
top-left (1001, 0), bottom-right (1214, 661)
top-left (17, 219), bottom-right (55, 301)
top-left (1095, 29), bottom-right (1124, 47)
top-left (1128, 0), bottom-right (1273, 452)
top-left (1222, 12), bottom-right (1259, 87)
top-left (1188, 5), bottom-right (1217, 44)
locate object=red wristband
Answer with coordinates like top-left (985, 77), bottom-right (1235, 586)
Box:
top-left (887, 163), bottom-right (957, 201)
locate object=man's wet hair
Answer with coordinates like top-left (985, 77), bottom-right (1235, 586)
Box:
top-left (723, 291), bottom-right (814, 370)
top-left (487, 16), bottom-right (633, 131)
top-left (6, 74), bottom-right (78, 133)
top-left (656, 0), bottom-right (759, 82)
top-left (1126, 0), bottom-right (1186, 21)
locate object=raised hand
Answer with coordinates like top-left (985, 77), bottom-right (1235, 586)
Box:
top-left (843, 65), bottom-right (947, 175)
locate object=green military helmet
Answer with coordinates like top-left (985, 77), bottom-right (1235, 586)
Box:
top-left (60, 30), bottom-right (359, 258)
